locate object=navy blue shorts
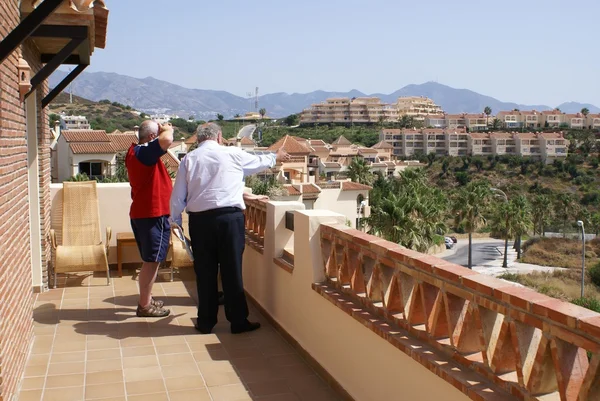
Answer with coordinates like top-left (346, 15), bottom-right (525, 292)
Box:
top-left (131, 216), bottom-right (171, 263)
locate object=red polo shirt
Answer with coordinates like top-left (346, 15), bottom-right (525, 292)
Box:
top-left (125, 140), bottom-right (172, 219)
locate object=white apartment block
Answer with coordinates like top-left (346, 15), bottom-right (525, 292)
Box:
top-left (60, 114), bottom-right (90, 130)
top-left (380, 129), bottom-right (569, 162)
top-left (300, 96), bottom-right (443, 124)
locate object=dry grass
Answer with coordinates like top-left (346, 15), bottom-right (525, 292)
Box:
top-left (500, 270), bottom-right (600, 302)
top-left (520, 237), bottom-right (600, 269)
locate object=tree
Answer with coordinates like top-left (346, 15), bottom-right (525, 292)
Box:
top-left (234, 114), bottom-right (241, 118)
top-left (284, 114), bottom-right (300, 126)
top-left (347, 157), bottom-right (374, 185)
top-left (216, 113), bottom-right (224, 121)
top-left (426, 152), bottom-right (436, 167)
top-left (510, 195), bottom-right (533, 259)
top-left (554, 193), bottom-right (577, 237)
top-left (368, 169), bottom-right (448, 252)
top-left (484, 106), bottom-right (492, 128)
top-left (259, 108), bottom-right (266, 119)
top-left (490, 200), bottom-right (516, 268)
top-left (188, 115), bottom-right (194, 120)
top-left (491, 118), bottom-right (502, 130)
top-left (49, 113), bottom-right (61, 128)
top-left (581, 107), bottom-right (590, 117)
top-left (531, 194), bottom-right (552, 236)
top-left (590, 213), bottom-right (600, 236)
top-left (453, 181), bottom-right (492, 269)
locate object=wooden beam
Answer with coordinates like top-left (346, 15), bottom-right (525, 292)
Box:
top-left (0, 0), bottom-right (63, 64)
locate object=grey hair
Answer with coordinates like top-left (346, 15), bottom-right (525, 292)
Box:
top-left (139, 120), bottom-right (159, 141)
top-left (196, 122), bottom-right (221, 142)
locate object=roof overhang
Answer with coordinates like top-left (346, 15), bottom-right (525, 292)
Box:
top-left (0, 0), bottom-right (108, 107)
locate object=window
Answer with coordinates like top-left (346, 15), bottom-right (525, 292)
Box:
top-left (79, 162), bottom-right (103, 179)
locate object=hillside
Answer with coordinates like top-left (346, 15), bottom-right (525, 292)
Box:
top-left (49, 70), bottom-right (600, 119)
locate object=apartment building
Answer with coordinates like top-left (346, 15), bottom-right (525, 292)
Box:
top-left (463, 113), bottom-right (488, 131)
top-left (424, 114), bottom-right (446, 128)
top-left (395, 96), bottom-right (443, 119)
top-left (587, 113), bottom-right (600, 129)
top-left (60, 114), bottom-right (91, 130)
top-left (445, 114), bottom-right (467, 129)
top-left (520, 110), bottom-right (541, 129)
top-left (563, 113), bottom-right (585, 129)
top-left (380, 129), bottom-right (568, 161)
top-left (300, 96), bottom-right (444, 124)
top-left (496, 110), bottom-right (522, 129)
top-left (539, 110), bottom-right (563, 128)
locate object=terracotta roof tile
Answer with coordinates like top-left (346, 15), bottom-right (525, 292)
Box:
top-left (539, 132), bottom-right (563, 139)
top-left (371, 140), bottom-right (393, 149)
top-left (301, 183), bottom-right (321, 194)
top-left (62, 129), bottom-right (110, 142)
top-left (341, 181), bottom-right (373, 191)
top-left (469, 133), bottom-right (490, 139)
top-left (108, 133), bottom-right (138, 152)
top-left (310, 145), bottom-right (329, 153)
top-left (69, 142), bottom-right (115, 154)
top-left (184, 135), bottom-right (197, 145)
top-left (240, 137), bottom-right (255, 145)
top-left (266, 135), bottom-right (310, 154)
top-left (358, 148), bottom-right (378, 154)
top-left (160, 151), bottom-right (180, 176)
top-left (284, 185), bottom-right (301, 196)
top-left (331, 135), bottom-right (352, 146)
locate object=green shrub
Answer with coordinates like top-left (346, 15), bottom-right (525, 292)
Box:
top-left (589, 263), bottom-right (600, 287)
top-left (572, 296), bottom-right (600, 313)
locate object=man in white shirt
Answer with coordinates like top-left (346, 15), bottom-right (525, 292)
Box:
top-left (171, 123), bottom-right (290, 334)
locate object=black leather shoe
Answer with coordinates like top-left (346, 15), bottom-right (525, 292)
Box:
top-left (218, 291), bottom-right (225, 305)
top-left (231, 320), bottom-right (261, 334)
top-left (194, 324), bottom-right (214, 334)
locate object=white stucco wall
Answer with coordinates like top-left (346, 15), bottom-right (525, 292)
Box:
top-left (313, 188), bottom-right (368, 228)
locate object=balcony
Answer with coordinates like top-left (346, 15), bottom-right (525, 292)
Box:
top-left (19, 184), bottom-right (600, 401)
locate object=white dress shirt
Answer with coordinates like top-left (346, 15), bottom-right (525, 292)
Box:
top-left (170, 140), bottom-right (276, 225)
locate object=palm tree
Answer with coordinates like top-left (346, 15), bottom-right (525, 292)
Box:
top-left (511, 195), bottom-right (533, 259)
top-left (590, 212), bottom-right (600, 236)
top-left (491, 201), bottom-right (516, 268)
top-left (554, 193), bottom-right (577, 237)
top-left (484, 106), bottom-right (492, 129)
top-left (531, 194), bottom-right (551, 236)
top-left (581, 107), bottom-right (590, 117)
top-left (453, 181), bottom-right (492, 269)
top-left (491, 118), bottom-right (502, 130)
top-left (259, 108), bottom-right (267, 119)
top-left (347, 157), bottom-right (374, 185)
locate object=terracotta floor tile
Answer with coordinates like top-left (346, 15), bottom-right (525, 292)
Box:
top-left (125, 379), bottom-right (167, 395)
top-left (50, 351), bottom-right (85, 363)
top-left (87, 348), bottom-right (121, 361)
top-left (209, 383), bottom-right (253, 401)
top-left (86, 358), bottom-right (122, 373)
top-left (20, 377), bottom-right (45, 391)
top-left (277, 364), bottom-right (315, 379)
top-left (47, 361), bottom-right (85, 376)
top-left (120, 337), bottom-right (154, 348)
top-left (196, 360), bottom-right (236, 374)
top-left (51, 341), bottom-right (86, 353)
top-left (85, 382), bottom-right (125, 400)
top-left (152, 335), bottom-right (186, 346)
top-left (267, 354), bottom-right (305, 368)
top-left (161, 362), bottom-right (200, 379)
top-left (17, 389), bottom-right (43, 401)
top-left (122, 355), bottom-right (159, 369)
top-left (201, 370), bottom-right (244, 387)
top-left (164, 376), bottom-right (206, 392)
top-left (248, 379), bottom-right (291, 397)
top-left (157, 352), bottom-right (195, 366)
top-left (85, 370), bottom-right (124, 385)
top-left (43, 386), bottom-right (84, 401)
top-left (127, 392), bottom-right (169, 401)
top-left (285, 375), bottom-right (329, 393)
top-left (154, 343), bottom-right (189, 355)
top-left (123, 366), bottom-right (162, 382)
top-left (121, 346), bottom-right (155, 358)
top-left (255, 394), bottom-right (301, 401)
top-left (24, 364), bottom-right (48, 378)
top-left (295, 389), bottom-right (340, 401)
top-left (27, 354), bottom-right (51, 366)
top-left (86, 339), bottom-right (120, 350)
top-left (45, 373), bottom-right (85, 388)
top-left (168, 388), bottom-right (211, 401)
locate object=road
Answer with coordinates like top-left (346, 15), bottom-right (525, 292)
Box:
top-left (442, 240), bottom-right (514, 268)
top-left (237, 124), bottom-right (257, 139)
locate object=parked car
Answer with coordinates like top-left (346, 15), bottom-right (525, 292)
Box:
top-left (450, 236), bottom-right (457, 243)
top-left (444, 237), bottom-right (454, 249)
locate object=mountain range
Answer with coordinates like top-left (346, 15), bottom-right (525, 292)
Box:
top-left (49, 70), bottom-right (600, 119)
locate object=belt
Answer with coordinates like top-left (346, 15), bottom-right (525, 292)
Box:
top-left (188, 207), bottom-right (242, 216)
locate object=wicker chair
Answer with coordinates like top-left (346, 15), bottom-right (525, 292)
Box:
top-left (49, 181), bottom-right (111, 288)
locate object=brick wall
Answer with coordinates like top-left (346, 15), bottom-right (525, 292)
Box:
top-left (0, 0), bottom-right (46, 399)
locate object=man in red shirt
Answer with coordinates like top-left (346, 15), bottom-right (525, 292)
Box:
top-left (126, 120), bottom-right (173, 317)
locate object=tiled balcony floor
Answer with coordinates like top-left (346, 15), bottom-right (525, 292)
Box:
top-left (19, 270), bottom-right (339, 401)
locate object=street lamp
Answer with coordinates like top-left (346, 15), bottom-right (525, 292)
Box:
top-left (491, 188), bottom-right (509, 268)
top-left (577, 220), bottom-right (585, 298)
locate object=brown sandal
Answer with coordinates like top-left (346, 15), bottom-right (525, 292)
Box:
top-left (136, 303), bottom-right (170, 317)
top-left (151, 298), bottom-right (164, 308)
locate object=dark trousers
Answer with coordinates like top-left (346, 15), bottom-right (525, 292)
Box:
top-left (188, 208), bottom-right (248, 329)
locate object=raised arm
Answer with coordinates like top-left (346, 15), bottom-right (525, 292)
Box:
top-left (239, 147), bottom-right (291, 176)
top-left (158, 122), bottom-right (174, 151)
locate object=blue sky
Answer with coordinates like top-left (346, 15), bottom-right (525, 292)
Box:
top-left (87, 0), bottom-right (598, 106)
